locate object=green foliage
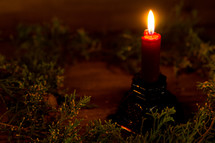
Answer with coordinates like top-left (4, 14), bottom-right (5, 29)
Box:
top-left (46, 93), bottom-right (90, 143)
top-left (0, 54), bottom-right (90, 142)
top-left (14, 18), bottom-right (70, 63)
top-left (160, 1), bottom-right (215, 78)
top-left (160, 0), bottom-right (206, 75)
top-left (146, 107), bottom-right (175, 142)
top-left (69, 28), bottom-right (101, 62)
top-left (0, 58), bottom-right (63, 107)
top-left (104, 32), bottom-right (142, 73)
top-left (198, 44), bottom-right (215, 79)
top-left (126, 107), bottom-right (176, 143)
top-left (83, 120), bottom-right (124, 143)
top-left (13, 19), bottom-right (142, 73)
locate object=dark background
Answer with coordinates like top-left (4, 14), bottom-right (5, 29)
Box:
top-left (0, 0), bottom-right (214, 37)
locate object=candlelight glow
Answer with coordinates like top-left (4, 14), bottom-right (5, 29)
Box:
top-left (120, 125), bottom-right (134, 133)
top-left (148, 10), bottom-right (154, 34)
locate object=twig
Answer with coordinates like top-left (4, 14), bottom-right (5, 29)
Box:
top-left (0, 122), bottom-right (28, 131)
top-left (198, 117), bottom-right (215, 143)
top-left (0, 121), bottom-right (50, 142)
top-left (0, 122), bottom-right (48, 134)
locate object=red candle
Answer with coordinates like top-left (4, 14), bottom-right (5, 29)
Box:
top-left (141, 10), bottom-right (161, 83)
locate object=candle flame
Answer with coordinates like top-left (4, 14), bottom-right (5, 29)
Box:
top-left (148, 10), bottom-right (154, 34)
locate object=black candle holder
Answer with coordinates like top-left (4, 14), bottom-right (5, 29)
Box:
top-left (110, 73), bottom-right (184, 133)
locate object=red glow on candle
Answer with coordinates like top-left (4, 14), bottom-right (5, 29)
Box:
top-left (141, 10), bottom-right (161, 83)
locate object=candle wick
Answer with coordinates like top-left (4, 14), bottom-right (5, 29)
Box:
top-left (148, 30), bottom-right (154, 35)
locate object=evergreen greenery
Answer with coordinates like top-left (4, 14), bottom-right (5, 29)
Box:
top-left (0, 54), bottom-right (91, 142)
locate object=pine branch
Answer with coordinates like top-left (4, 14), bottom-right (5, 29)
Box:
top-left (197, 117), bottom-right (215, 143)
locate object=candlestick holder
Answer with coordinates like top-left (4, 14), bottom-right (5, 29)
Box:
top-left (110, 73), bottom-right (183, 133)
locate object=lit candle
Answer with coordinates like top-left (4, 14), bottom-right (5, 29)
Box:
top-left (141, 10), bottom-right (161, 83)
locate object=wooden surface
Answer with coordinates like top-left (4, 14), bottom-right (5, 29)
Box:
top-left (64, 62), bottom-right (207, 124)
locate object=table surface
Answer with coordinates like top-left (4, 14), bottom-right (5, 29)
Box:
top-left (63, 62), bottom-right (206, 127)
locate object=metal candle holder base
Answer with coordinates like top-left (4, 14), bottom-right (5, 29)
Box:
top-left (110, 73), bottom-right (183, 133)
